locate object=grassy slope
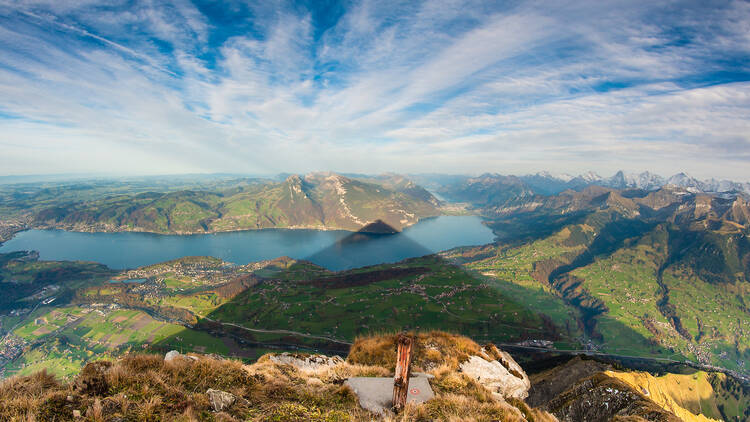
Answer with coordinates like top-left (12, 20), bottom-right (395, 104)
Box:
top-left (566, 224), bottom-right (750, 370)
top-left (28, 174), bottom-right (440, 234)
top-left (444, 207), bottom-right (749, 371)
top-left (444, 225), bottom-right (590, 346)
top-left (607, 370), bottom-right (749, 421)
top-left (5, 305), bottom-right (225, 380)
top-left (208, 256), bottom-right (550, 346)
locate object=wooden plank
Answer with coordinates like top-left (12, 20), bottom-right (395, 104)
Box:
top-left (392, 333), bottom-right (414, 412)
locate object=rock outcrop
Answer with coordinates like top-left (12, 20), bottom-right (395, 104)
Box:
top-left (528, 356), bottom-right (612, 406)
top-left (206, 388), bottom-right (236, 412)
top-left (460, 346), bottom-right (531, 400)
top-left (545, 372), bottom-right (682, 422)
top-left (268, 352), bottom-right (345, 373)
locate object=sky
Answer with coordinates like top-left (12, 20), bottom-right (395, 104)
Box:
top-left (0, 0), bottom-right (749, 180)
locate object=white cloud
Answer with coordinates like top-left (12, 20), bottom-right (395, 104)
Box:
top-left (0, 0), bottom-right (748, 180)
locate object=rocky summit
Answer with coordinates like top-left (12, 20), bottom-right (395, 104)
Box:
top-left (2, 331), bottom-right (745, 421)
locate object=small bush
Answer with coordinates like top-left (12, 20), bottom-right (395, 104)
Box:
top-left (75, 361), bottom-right (113, 396)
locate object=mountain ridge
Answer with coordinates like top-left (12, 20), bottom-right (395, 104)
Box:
top-left (23, 173), bottom-right (440, 235)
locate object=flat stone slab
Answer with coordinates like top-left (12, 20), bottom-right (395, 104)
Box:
top-left (344, 377), bottom-right (435, 415)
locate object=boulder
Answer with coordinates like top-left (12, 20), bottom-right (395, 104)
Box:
top-left (206, 388), bottom-right (236, 412)
top-left (269, 353), bottom-right (344, 373)
top-left (164, 350), bottom-right (180, 362)
top-left (460, 347), bottom-right (530, 400)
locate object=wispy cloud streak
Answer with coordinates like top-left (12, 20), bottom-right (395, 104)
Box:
top-left (0, 0), bottom-right (748, 179)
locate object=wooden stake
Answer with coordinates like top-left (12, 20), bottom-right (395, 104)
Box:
top-left (392, 333), bottom-right (414, 412)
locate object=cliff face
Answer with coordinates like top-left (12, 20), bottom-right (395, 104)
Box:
top-left (545, 372), bottom-right (682, 422)
top-left (529, 356), bottom-right (749, 422)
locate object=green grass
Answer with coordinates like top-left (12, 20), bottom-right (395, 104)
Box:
top-left (3, 305), bottom-right (225, 379)
top-left (5, 349), bottom-right (83, 379)
top-left (154, 327), bottom-right (230, 355)
top-left (157, 292), bottom-right (224, 316)
top-left (209, 256), bottom-right (551, 345)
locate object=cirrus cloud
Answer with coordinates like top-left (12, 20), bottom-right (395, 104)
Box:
top-left (0, 0), bottom-right (748, 180)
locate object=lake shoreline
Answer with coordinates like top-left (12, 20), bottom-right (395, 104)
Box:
top-left (0, 216), bottom-right (496, 271)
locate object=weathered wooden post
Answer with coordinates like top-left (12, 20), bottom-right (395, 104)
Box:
top-left (392, 333), bottom-right (414, 412)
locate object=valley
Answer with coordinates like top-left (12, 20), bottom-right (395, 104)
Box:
top-left (1, 171), bottom-right (749, 421)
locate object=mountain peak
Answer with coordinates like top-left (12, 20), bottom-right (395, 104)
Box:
top-left (357, 219), bottom-right (399, 234)
top-left (579, 171), bottom-right (602, 182)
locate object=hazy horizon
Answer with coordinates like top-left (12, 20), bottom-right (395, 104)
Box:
top-left (1, 168), bottom-right (748, 185)
top-left (1, 1), bottom-right (749, 179)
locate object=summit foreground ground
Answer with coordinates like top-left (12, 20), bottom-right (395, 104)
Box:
top-left (2, 331), bottom-right (746, 421)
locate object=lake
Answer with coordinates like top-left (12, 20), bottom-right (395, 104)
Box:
top-left (0, 216), bottom-right (495, 271)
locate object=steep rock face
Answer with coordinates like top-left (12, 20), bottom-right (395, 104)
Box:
top-left (528, 356), bottom-right (612, 407)
top-left (460, 346), bottom-right (531, 400)
top-left (726, 196), bottom-right (750, 226)
top-left (545, 373), bottom-right (682, 422)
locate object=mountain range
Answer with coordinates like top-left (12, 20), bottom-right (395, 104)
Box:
top-left (522, 171), bottom-right (750, 196)
top-left (16, 173), bottom-right (440, 234)
top-left (422, 171), bottom-right (750, 200)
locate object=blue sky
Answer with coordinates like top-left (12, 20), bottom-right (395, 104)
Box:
top-left (0, 0), bottom-right (749, 180)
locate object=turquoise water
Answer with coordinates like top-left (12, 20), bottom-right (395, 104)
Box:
top-left (0, 216), bottom-right (495, 271)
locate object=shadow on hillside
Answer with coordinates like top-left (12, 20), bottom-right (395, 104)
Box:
top-left (485, 210), bottom-right (592, 244)
top-left (544, 217), bottom-right (659, 338)
top-left (303, 220), bottom-right (434, 270)
top-left (151, 249), bottom-right (685, 376)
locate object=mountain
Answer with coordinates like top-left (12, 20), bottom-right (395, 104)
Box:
top-left (26, 173), bottom-right (440, 234)
top-left (444, 184), bottom-right (750, 373)
top-left (348, 173), bottom-right (441, 207)
top-left (437, 173), bottom-right (536, 208)
top-left (606, 170), bottom-right (666, 190)
top-left (538, 171), bottom-right (750, 196)
top-left (519, 172), bottom-right (572, 196)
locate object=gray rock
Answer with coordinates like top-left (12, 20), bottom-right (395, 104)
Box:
top-left (206, 388), bottom-right (236, 412)
top-left (269, 353), bottom-right (345, 372)
top-left (460, 348), bottom-right (531, 400)
top-left (344, 377), bottom-right (434, 415)
top-left (164, 350), bottom-right (180, 362)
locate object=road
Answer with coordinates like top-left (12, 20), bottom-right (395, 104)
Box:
top-left (200, 316), bottom-right (353, 345)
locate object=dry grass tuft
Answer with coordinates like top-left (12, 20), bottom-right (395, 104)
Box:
top-left (399, 394), bottom-right (525, 422)
top-left (0, 331), bottom-right (548, 421)
top-left (348, 331), bottom-right (482, 372)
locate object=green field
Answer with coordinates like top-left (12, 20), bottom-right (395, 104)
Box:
top-left (209, 256), bottom-right (554, 346)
